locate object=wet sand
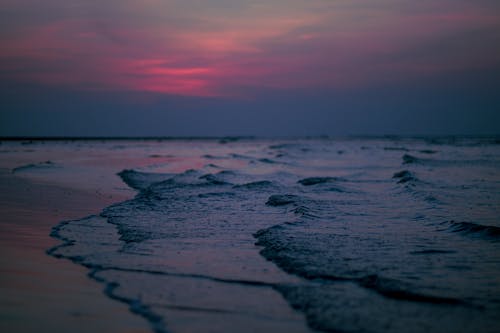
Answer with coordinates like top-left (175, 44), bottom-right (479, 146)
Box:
top-left (0, 140), bottom-right (314, 333)
top-left (0, 170), bottom-right (150, 333)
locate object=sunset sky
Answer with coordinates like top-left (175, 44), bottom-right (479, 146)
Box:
top-left (1, 0), bottom-right (500, 136)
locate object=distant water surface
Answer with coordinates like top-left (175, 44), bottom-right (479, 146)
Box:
top-left (39, 137), bottom-right (500, 333)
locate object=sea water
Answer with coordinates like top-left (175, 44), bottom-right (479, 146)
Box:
top-left (47, 137), bottom-right (500, 333)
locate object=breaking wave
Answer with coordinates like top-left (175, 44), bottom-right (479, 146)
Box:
top-left (48, 137), bottom-right (500, 333)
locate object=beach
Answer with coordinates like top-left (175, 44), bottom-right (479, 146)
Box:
top-left (0, 140), bottom-right (311, 333)
top-left (1, 138), bottom-right (499, 333)
top-left (2, 0), bottom-right (499, 331)
top-left (0, 160), bottom-right (150, 332)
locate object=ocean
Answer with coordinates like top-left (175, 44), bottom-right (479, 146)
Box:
top-left (16, 137), bottom-right (499, 332)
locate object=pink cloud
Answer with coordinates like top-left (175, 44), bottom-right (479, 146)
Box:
top-left (1, 1), bottom-right (499, 97)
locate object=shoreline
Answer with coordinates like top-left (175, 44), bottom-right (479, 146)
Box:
top-left (0, 170), bottom-right (150, 333)
top-left (3, 138), bottom-right (498, 332)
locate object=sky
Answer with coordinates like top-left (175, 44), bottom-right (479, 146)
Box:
top-left (1, 0), bottom-right (500, 137)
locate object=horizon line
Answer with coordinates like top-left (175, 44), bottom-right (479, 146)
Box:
top-left (1, 135), bottom-right (500, 142)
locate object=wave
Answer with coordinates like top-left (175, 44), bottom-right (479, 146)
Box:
top-left (384, 147), bottom-right (409, 152)
top-left (402, 154), bottom-right (500, 167)
top-left (297, 177), bottom-right (342, 186)
top-left (358, 274), bottom-right (463, 305)
top-left (268, 143), bottom-right (301, 150)
top-left (402, 154), bottom-right (422, 164)
top-left (197, 191), bottom-right (236, 198)
top-left (258, 158), bottom-right (279, 164)
top-left (12, 160), bottom-right (57, 173)
top-left (198, 173), bottom-right (231, 185)
top-left (202, 154), bottom-right (224, 160)
top-left (255, 225), bottom-right (468, 306)
top-left (46, 138), bottom-right (500, 333)
top-left (444, 221), bottom-right (500, 240)
top-left (140, 170), bottom-right (237, 190)
top-left (392, 170), bottom-right (417, 184)
top-left (233, 180), bottom-right (276, 190)
top-left (265, 194), bottom-right (301, 206)
top-left (409, 249), bottom-right (456, 255)
top-left (424, 136), bottom-right (500, 147)
top-left (118, 169), bottom-right (172, 190)
top-left (419, 149), bottom-right (437, 154)
top-left (229, 153), bottom-right (252, 160)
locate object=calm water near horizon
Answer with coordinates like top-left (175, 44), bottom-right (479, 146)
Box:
top-left (2, 137), bottom-right (500, 332)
